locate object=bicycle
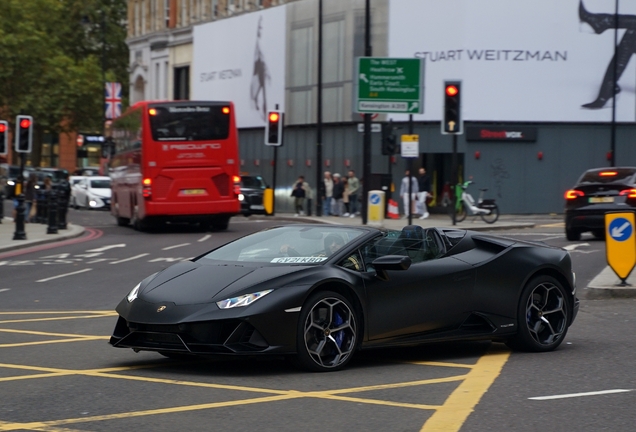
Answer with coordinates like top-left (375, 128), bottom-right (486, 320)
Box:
top-left (451, 180), bottom-right (499, 224)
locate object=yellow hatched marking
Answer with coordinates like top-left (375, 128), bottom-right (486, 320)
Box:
top-left (420, 348), bottom-right (510, 431)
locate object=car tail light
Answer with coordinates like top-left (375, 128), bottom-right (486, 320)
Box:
top-left (565, 190), bottom-right (584, 199)
top-left (619, 189), bottom-right (636, 198)
top-left (233, 175), bottom-right (241, 196)
top-left (599, 171), bottom-right (617, 177)
top-left (142, 178), bottom-right (152, 198)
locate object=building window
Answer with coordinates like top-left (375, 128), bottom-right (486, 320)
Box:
top-left (141, 0), bottom-right (146, 34)
top-left (155, 62), bottom-right (160, 99)
top-left (134, 1), bottom-right (141, 35)
top-left (164, 0), bottom-right (170, 27)
top-left (181, 0), bottom-right (188, 26)
top-left (174, 66), bottom-right (190, 100)
top-left (150, 0), bottom-right (157, 31)
top-left (288, 25), bottom-right (313, 124)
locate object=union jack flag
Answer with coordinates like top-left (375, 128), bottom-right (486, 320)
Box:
top-left (105, 82), bottom-right (122, 119)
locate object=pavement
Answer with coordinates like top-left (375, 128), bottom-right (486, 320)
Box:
top-left (1, 210), bottom-right (633, 298)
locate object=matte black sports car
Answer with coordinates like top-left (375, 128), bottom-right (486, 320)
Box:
top-left (110, 224), bottom-right (579, 372)
top-left (565, 166), bottom-right (636, 241)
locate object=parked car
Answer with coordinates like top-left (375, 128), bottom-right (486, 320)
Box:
top-left (565, 166), bottom-right (636, 240)
top-left (110, 224), bottom-right (579, 372)
top-left (1, 165), bottom-right (33, 198)
top-left (71, 176), bottom-right (111, 209)
top-left (239, 175), bottom-right (268, 216)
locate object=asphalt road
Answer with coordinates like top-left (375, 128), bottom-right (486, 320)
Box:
top-left (0, 207), bottom-right (634, 431)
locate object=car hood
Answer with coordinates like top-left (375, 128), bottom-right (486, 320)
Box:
top-left (138, 260), bottom-right (306, 306)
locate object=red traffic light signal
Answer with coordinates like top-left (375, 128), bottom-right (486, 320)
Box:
top-left (15, 115), bottom-right (33, 153)
top-left (0, 123), bottom-right (6, 133)
top-left (0, 120), bottom-right (7, 155)
top-left (19, 118), bottom-right (31, 129)
top-left (445, 85), bottom-right (459, 97)
top-left (265, 110), bottom-right (283, 146)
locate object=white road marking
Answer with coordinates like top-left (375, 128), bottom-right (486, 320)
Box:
top-left (563, 243), bottom-right (590, 251)
top-left (529, 389), bottom-right (633, 401)
top-left (198, 235), bottom-right (211, 242)
top-left (87, 244), bottom-right (126, 252)
top-left (40, 253), bottom-right (70, 259)
top-left (109, 253), bottom-right (149, 264)
top-left (36, 268), bottom-right (93, 283)
top-left (0, 261), bottom-right (8, 266)
top-left (162, 243), bottom-right (190, 250)
top-left (0, 289), bottom-right (10, 293)
top-left (74, 252), bottom-right (103, 258)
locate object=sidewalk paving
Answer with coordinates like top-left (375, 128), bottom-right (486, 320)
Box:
top-left (0, 218), bottom-right (85, 254)
top-left (1, 211), bottom-right (632, 298)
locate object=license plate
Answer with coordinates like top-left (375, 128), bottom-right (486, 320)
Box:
top-left (589, 197), bottom-right (614, 203)
top-left (250, 205), bottom-right (265, 210)
top-left (181, 189), bottom-right (206, 195)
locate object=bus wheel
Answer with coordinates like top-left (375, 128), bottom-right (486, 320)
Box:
top-left (116, 217), bottom-right (130, 227)
top-left (212, 216), bottom-right (230, 231)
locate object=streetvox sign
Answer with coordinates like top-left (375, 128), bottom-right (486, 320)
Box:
top-left (605, 212), bottom-right (636, 284)
top-left (356, 57), bottom-right (424, 114)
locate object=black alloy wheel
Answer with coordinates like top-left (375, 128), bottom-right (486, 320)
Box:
top-left (565, 227), bottom-right (581, 241)
top-left (296, 291), bottom-right (358, 372)
top-left (506, 275), bottom-right (570, 352)
top-left (480, 204), bottom-right (499, 224)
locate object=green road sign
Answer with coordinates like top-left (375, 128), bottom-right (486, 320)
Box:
top-left (356, 57), bottom-right (424, 114)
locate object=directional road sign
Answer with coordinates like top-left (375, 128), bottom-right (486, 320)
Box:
top-left (356, 57), bottom-right (424, 114)
top-left (605, 212), bottom-right (636, 282)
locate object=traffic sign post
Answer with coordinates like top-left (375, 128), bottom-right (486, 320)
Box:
top-left (356, 57), bottom-right (424, 114)
top-left (605, 212), bottom-right (636, 285)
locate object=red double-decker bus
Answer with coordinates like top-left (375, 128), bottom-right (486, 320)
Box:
top-left (109, 101), bottom-right (241, 231)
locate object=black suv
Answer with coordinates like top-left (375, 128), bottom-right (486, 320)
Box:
top-left (240, 175), bottom-right (268, 216)
top-left (564, 166), bottom-right (636, 240)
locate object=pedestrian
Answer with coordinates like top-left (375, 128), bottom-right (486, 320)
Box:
top-left (304, 178), bottom-right (313, 216)
top-left (399, 170), bottom-right (419, 218)
top-left (291, 175), bottom-right (307, 216)
top-left (342, 181), bottom-right (350, 216)
top-left (24, 173), bottom-right (37, 222)
top-left (346, 170), bottom-right (360, 218)
top-left (320, 171), bottom-right (333, 216)
top-left (332, 173), bottom-right (344, 216)
top-left (417, 167), bottom-right (431, 219)
top-left (56, 172), bottom-right (71, 227)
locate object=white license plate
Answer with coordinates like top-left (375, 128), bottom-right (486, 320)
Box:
top-left (589, 197), bottom-right (614, 203)
top-left (250, 205), bottom-right (265, 210)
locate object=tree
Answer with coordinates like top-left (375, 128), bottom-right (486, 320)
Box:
top-left (0, 0), bottom-right (128, 166)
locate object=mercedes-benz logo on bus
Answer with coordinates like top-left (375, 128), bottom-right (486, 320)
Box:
top-left (157, 305), bottom-right (167, 313)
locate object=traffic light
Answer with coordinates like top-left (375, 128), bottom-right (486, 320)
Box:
top-left (442, 81), bottom-right (462, 135)
top-left (0, 121), bottom-right (7, 155)
top-left (264, 110), bottom-right (283, 146)
top-left (15, 115), bottom-right (33, 153)
top-left (381, 121), bottom-right (397, 155)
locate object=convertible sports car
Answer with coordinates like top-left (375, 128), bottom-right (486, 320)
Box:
top-left (110, 224), bottom-right (579, 372)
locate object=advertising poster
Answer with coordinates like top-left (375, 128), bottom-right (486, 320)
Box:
top-left (193, 6), bottom-right (287, 128)
top-left (388, 0), bottom-right (636, 122)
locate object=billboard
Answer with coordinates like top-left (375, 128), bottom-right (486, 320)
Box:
top-left (388, 0), bottom-right (636, 122)
top-left (193, 6), bottom-right (286, 128)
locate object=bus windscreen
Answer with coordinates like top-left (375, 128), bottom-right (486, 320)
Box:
top-left (148, 104), bottom-right (230, 141)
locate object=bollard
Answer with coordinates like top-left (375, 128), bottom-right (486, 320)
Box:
top-left (37, 189), bottom-right (47, 224)
top-left (58, 190), bottom-right (68, 230)
top-left (46, 190), bottom-right (58, 234)
top-left (13, 193), bottom-right (27, 240)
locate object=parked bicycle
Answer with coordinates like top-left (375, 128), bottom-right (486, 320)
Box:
top-left (450, 180), bottom-right (499, 224)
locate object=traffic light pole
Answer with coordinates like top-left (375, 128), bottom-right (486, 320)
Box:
top-left (408, 115), bottom-right (414, 226)
top-left (13, 153), bottom-right (27, 240)
top-left (451, 134), bottom-right (458, 226)
top-left (361, 0), bottom-right (372, 225)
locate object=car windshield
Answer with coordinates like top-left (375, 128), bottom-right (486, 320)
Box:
top-left (241, 176), bottom-right (266, 189)
top-left (90, 180), bottom-right (111, 189)
top-left (149, 104), bottom-right (230, 141)
top-left (578, 168), bottom-right (636, 184)
top-left (200, 226), bottom-right (365, 264)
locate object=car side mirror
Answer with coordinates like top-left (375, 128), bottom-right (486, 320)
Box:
top-left (372, 255), bottom-right (411, 281)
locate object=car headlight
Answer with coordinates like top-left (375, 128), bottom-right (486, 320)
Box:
top-left (216, 290), bottom-right (273, 309)
top-left (127, 283), bottom-right (141, 303)
top-left (7, 180), bottom-right (15, 186)
top-left (238, 193), bottom-right (245, 201)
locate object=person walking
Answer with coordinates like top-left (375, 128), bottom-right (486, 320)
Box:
top-left (320, 171), bottom-right (333, 216)
top-left (346, 170), bottom-right (360, 218)
top-left (331, 173), bottom-right (345, 216)
top-left (417, 167), bottom-right (431, 219)
top-left (399, 170), bottom-right (418, 218)
top-left (291, 175), bottom-right (307, 216)
top-left (24, 173), bottom-right (37, 222)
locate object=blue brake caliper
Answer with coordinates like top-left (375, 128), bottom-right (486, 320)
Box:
top-left (333, 312), bottom-right (344, 348)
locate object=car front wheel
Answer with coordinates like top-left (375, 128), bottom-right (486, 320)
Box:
top-left (296, 291), bottom-right (358, 372)
top-left (506, 275), bottom-right (570, 352)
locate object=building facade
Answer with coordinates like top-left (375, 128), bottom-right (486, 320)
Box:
top-left (126, 0), bottom-right (636, 215)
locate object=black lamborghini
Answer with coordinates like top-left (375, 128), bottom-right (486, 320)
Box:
top-left (110, 224), bottom-right (579, 372)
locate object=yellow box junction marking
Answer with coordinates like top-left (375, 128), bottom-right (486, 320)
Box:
top-left (605, 212), bottom-right (636, 281)
top-left (0, 311), bottom-right (510, 432)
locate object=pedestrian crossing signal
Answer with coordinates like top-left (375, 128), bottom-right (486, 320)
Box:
top-left (0, 121), bottom-right (7, 155)
top-left (265, 110), bottom-right (283, 146)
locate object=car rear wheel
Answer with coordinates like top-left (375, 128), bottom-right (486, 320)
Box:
top-left (565, 227), bottom-right (581, 241)
top-left (592, 229), bottom-right (605, 240)
top-left (295, 291), bottom-right (358, 372)
top-left (506, 275), bottom-right (570, 352)
top-left (212, 216), bottom-right (230, 231)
